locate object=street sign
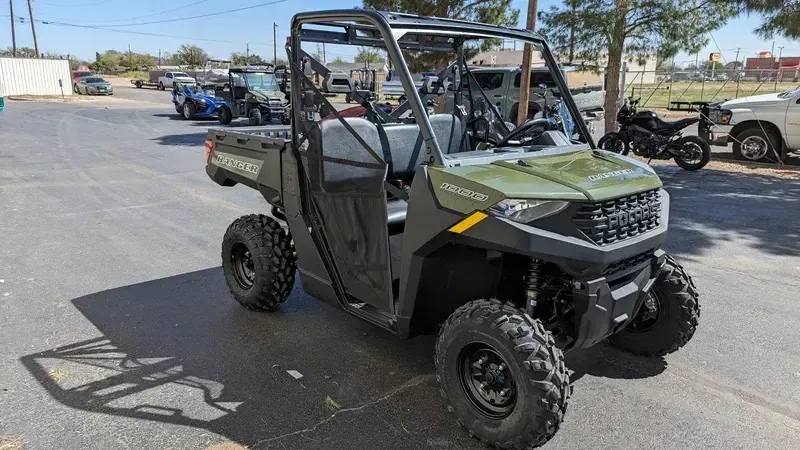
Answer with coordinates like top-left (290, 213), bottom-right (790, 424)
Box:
top-left (709, 52), bottom-right (721, 62)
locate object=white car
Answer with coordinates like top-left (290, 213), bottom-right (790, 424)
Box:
top-left (157, 71), bottom-right (196, 90)
top-left (706, 88), bottom-right (800, 162)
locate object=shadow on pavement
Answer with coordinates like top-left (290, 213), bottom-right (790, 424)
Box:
top-left (19, 268), bottom-right (455, 448)
top-left (656, 166), bottom-right (800, 258)
top-left (20, 268), bottom-right (665, 448)
top-left (151, 132), bottom-right (208, 147)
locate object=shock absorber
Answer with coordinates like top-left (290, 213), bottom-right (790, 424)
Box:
top-left (525, 259), bottom-right (544, 316)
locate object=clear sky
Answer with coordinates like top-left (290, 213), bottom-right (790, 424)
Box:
top-left (0, 0), bottom-right (797, 65)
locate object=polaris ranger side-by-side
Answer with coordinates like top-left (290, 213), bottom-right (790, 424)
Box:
top-left (204, 10), bottom-right (700, 448)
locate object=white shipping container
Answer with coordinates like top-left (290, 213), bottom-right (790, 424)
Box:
top-left (0, 57), bottom-right (72, 97)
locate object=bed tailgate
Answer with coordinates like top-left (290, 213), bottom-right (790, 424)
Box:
top-left (205, 127), bottom-right (291, 200)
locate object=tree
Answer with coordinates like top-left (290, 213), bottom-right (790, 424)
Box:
top-left (539, 0), bottom-right (737, 132)
top-left (0, 46), bottom-right (37, 57)
top-left (737, 0), bottom-right (800, 39)
top-left (362, 0), bottom-right (519, 71)
top-left (176, 44), bottom-right (208, 69)
top-left (330, 56), bottom-right (348, 64)
top-left (354, 47), bottom-right (385, 67)
top-left (231, 52), bottom-right (268, 66)
top-left (701, 60), bottom-right (724, 72)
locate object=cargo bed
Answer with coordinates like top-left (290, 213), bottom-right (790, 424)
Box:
top-left (205, 126), bottom-right (293, 207)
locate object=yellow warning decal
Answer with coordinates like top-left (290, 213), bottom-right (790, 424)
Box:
top-left (448, 211), bottom-right (488, 234)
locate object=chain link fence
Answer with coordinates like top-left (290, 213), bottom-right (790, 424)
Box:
top-left (621, 66), bottom-right (800, 110)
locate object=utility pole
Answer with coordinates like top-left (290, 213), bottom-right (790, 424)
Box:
top-left (26, 0), bottom-right (38, 57)
top-left (322, 43), bottom-right (326, 64)
top-left (9, 0), bottom-right (17, 56)
top-left (734, 47), bottom-right (741, 98)
top-left (128, 44), bottom-right (132, 69)
top-left (158, 48), bottom-right (161, 66)
top-left (246, 43), bottom-right (249, 65)
top-left (775, 46), bottom-right (784, 92)
top-left (273, 22), bottom-right (277, 66)
top-left (516, 0), bottom-right (538, 126)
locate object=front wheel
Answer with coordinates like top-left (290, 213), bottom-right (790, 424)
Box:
top-left (221, 215), bottom-right (297, 311)
top-left (435, 299), bottom-right (570, 449)
top-left (673, 135), bottom-right (711, 170)
top-left (218, 106), bottom-right (233, 125)
top-left (732, 127), bottom-right (781, 163)
top-left (248, 108), bottom-right (262, 126)
top-left (158, 82), bottom-right (165, 91)
top-left (597, 132), bottom-right (630, 156)
top-left (182, 102), bottom-right (196, 120)
top-left (609, 254), bottom-right (700, 356)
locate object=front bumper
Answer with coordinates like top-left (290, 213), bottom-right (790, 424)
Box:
top-left (571, 248), bottom-right (665, 348)
top-left (708, 123), bottom-right (733, 146)
top-left (457, 190), bottom-right (671, 349)
top-left (87, 87), bottom-right (113, 95)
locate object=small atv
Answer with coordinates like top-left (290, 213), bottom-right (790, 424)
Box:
top-left (204, 10), bottom-right (700, 448)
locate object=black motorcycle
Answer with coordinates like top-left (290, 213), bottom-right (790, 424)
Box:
top-left (597, 98), bottom-right (711, 171)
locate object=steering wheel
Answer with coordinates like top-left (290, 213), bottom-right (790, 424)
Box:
top-left (496, 117), bottom-right (555, 147)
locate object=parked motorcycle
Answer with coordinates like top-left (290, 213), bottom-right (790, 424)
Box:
top-left (597, 98), bottom-right (711, 171)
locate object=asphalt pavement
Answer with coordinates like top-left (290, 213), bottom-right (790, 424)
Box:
top-left (1, 86), bottom-right (800, 449)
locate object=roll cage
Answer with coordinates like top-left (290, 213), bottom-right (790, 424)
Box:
top-left (288, 9), bottom-right (593, 167)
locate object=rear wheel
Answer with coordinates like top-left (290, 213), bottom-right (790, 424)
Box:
top-left (222, 214), bottom-right (297, 311)
top-left (673, 135), bottom-right (711, 170)
top-left (218, 106), bottom-right (233, 125)
top-left (733, 127), bottom-right (781, 163)
top-left (609, 255), bottom-right (700, 356)
top-left (135, 80), bottom-right (143, 88)
top-left (597, 132), bottom-right (630, 156)
top-left (435, 299), bottom-right (570, 449)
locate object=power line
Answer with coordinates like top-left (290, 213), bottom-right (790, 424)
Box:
top-left (52, 0), bottom-right (289, 28)
top-left (86, 0), bottom-right (212, 24)
top-left (23, 15), bottom-right (256, 44)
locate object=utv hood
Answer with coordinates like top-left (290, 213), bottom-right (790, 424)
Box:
top-left (492, 150), bottom-right (662, 202)
top-left (430, 149), bottom-right (662, 213)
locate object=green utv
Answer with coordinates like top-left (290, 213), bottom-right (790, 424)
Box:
top-left (204, 10), bottom-right (700, 448)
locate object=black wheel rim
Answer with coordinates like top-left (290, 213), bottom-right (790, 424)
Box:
top-left (231, 242), bottom-right (255, 290)
top-left (678, 141), bottom-right (703, 167)
top-left (458, 343), bottom-right (516, 419)
top-left (628, 291), bottom-right (661, 332)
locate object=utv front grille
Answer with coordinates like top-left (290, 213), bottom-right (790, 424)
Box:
top-left (573, 189), bottom-right (662, 245)
top-left (603, 250), bottom-right (654, 277)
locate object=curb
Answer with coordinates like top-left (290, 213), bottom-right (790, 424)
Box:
top-left (7, 96), bottom-right (73, 103)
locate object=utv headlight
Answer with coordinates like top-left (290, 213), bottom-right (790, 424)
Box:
top-left (489, 199), bottom-right (569, 224)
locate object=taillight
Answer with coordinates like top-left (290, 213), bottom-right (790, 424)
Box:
top-left (204, 139), bottom-right (214, 163)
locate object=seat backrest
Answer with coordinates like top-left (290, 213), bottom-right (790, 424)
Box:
top-left (307, 118), bottom-right (385, 191)
top-left (234, 86), bottom-right (247, 99)
top-left (381, 114), bottom-right (465, 180)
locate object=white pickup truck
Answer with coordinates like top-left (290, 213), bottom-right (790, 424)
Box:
top-left (155, 71), bottom-right (196, 91)
top-left (705, 88), bottom-right (800, 162)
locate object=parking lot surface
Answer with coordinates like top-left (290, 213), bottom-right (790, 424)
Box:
top-left (1, 86), bottom-right (800, 449)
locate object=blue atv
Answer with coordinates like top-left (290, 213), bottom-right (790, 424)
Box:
top-left (171, 82), bottom-right (222, 120)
